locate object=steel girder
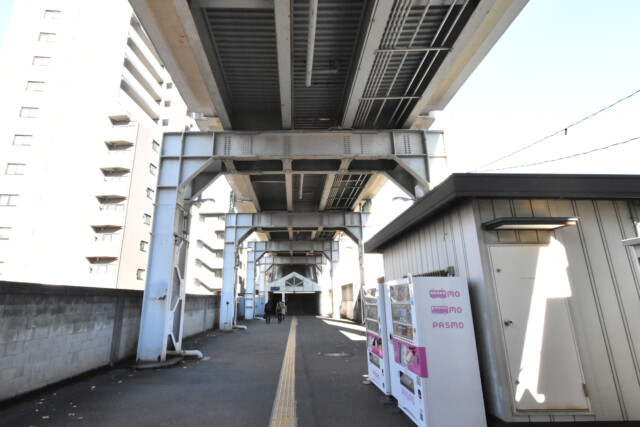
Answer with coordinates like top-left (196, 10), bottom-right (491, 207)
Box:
top-left (160, 130), bottom-right (437, 213)
top-left (222, 214), bottom-right (363, 326)
top-left (249, 240), bottom-right (339, 263)
top-left (258, 255), bottom-right (326, 266)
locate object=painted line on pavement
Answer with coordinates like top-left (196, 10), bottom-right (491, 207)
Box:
top-left (269, 316), bottom-right (297, 427)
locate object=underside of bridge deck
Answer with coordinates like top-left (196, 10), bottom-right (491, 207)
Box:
top-left (129, 0), bottom-right (527, 361)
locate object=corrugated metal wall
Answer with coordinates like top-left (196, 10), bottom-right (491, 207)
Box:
top-left (381, 198), bottom-right (640, 422)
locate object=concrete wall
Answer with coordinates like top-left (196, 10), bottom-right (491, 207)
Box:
top-left (380, 198), bottom-right (640, 422)
top-left (0, 282), bottom-right (219, 402)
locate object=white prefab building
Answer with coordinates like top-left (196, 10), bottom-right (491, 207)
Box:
top-left (365, 174), bottom-right (640, 423)
top-left (0, 0), bottom-right (201, 289)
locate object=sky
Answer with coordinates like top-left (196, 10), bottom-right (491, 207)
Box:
top-left (433, 0), bottom-right (640, 175)
top-left (0, 1), bottom-right (13, 48)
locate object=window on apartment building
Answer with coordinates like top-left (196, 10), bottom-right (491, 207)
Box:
top-left (104, 174), bottom-right (125, 182)
top-left (136, 269), bottom-right (146, 280)
top-left (26, 81), bottom-right (45, 92)
top-left (140, 241), bottom-right (148, 252)
top-left (146, 188), bottom-right (154, 200)
top-left (143, 213), bottom-right (151, 225)
top-left (0, 227), bottom-right (11, 240)
top-left (162, 119), bottom-right (169, 126)
top-left (87, 257), bottom-right (116, 274)
top-left (102, 203), bottom-right (124, 212)
top-left (213, 269), bottom-right (222, 278)
top-left (38, 32), bottom-right (56, 42)
top-left (96, 264), bottom-right (112, 273)
top-left (152, 140), bottom-right (160, 152)
top-left (19, 107), bottom-right (39, 118)
top-left (32, 56), bottom-right (51, 66)
top-left (5, 164), bottom-right (26, 175)
top-left (164, 100), bottom-right (171, 107)
top-left (166, 82), bottom-right (173, 89)
top-left (13, 135), bottom-right (32, 146)
top-left (98, 232), bottom-right (120, 242)
top-left (149, 163), bottom-right (157, 175)
top-left (0, 195), bottom-right (18, 206)
top-left (97, 196), bottom-right (126, 211)
top-left (44, 10), bottom-right (62, 19)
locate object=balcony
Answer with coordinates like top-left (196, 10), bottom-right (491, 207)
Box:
top-left (121, 67), bottom-right (160, 120)
top-left (194, 247), bottom-right (223, 269)
top-left (91, 211), bottom-right (125, 228)
top-left (194, 266), bottom-right (222, 288)
top-left (127, 29), bottom-right (164, 84)
top-left (124, 46), bottom-right (162, 102)
top-left (85, 240), bottom-right (121, 259)
top-left (103, 149), bottom-right (134, 170)
top-left (107, 123), bottom-right (137, 146)
top-left (96, 179), bottom-right (129, 198)
top-left (108, 110), bottom-right (132, 124)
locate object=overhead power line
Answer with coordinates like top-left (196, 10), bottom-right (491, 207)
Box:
top-left (472, 88), bottom-right (640, 172)
top-left (480, 136), bottom-right (640, 172)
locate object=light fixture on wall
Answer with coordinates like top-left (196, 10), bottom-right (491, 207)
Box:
top-left (622, 237), bottom-right (640, 257)
top-left (482, 217), bottom-right (578, 230)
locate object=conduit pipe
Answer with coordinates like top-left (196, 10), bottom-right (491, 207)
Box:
top-left (305, 0), bottom-right (318, 87)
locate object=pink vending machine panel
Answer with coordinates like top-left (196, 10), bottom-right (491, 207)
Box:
top-left (367, 332), bottom-right (384, 359)
top-left (393, 338), bottom-right (428, 378)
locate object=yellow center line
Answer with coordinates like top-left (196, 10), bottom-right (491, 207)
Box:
top-left (269, 316), bottom-right (297, 427)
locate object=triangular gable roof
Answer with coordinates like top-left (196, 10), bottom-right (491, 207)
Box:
top-left (269, 272), bottom-right (321, 293)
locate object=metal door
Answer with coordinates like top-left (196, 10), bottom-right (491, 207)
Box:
top-left (489, 243), bottom-right (589, 411)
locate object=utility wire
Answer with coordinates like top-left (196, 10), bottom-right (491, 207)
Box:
top-left (480, 136), bottom-right (640, 172)
top-left (472, 88), bottom-right (640, 172)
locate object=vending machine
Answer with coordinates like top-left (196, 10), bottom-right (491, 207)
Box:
top-left (363, 283), bottom-right (392, 395)
top-left (384, 276), bottom-right (486, 427)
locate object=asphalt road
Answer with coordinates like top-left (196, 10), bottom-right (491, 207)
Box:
top-left (1, 316), bottom-right (627, 426)
top-left (0, 316), bottom-right (410, 427)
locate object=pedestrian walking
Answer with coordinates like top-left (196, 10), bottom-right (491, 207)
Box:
top-left (276, 300), bottom-right (283, 323)
top-left (281, 300), bottom-right (287, 321)
top-left (265, 300), bottom-right (272, 324)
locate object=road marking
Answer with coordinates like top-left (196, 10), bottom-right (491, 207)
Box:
top-left (269, 316), bottom-right (297, 427)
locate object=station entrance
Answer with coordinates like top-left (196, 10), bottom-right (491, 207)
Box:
top-left (268, 292), bottom-right (321, 316)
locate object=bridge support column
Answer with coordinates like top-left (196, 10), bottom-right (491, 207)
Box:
top-left (137, 132), bottom-right (221, 362)
top-left (220, 214), bottom-right (252, 330)
top-left (137, 188), bottom-right (190, 362)
top-left (331, 261), bottom-right (340, 319)
top-left (245, 250), bottom-right (256, 319)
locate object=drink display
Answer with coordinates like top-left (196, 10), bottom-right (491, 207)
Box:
top-left (363, 282), bottom-right (392, 396)
top-left (384, 276), bottom-right (486, 427)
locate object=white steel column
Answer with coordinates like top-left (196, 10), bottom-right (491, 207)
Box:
top-left (245, 249), bottom-right (256, 319)
top-left (220, 213), bottom-right (252, 330)
top-left (137, 187), bottom-right (189, 362)
top-left (137, 132), bottom-right (220, 362)
top-left (331, 261), bottom-right (340, 319)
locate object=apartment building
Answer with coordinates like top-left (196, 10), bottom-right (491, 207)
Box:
top-left (0, 0), bottom-right (196, 289)
top-left (185, 178), bottom-right (249, 297)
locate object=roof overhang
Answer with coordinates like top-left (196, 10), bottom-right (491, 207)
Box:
top-left (365, 173), bottom-right (640, 253)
